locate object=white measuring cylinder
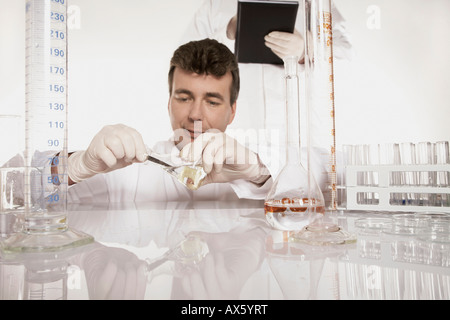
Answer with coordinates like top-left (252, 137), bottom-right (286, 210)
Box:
top-left (24, 0), bottom-right (68, 229)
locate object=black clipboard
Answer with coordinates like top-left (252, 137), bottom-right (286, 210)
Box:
top-left (234, 0), bottom-right (299, 65)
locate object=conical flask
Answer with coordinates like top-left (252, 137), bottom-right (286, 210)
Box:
top-left (264, 56), bottom-right (325, 231)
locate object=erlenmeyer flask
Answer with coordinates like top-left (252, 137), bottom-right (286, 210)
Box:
top-left (264, 56), bottom-right (325, 231)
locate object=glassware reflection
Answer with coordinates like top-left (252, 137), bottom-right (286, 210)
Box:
top-left (344, 216), bottom-right (450, 300)
top-left (265, 230), bottom-right (354, 299)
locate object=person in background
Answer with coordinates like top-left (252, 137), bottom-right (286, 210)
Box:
top-left (181, 0), bottom-right (353, 144)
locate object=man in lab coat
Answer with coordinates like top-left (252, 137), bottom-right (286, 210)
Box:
top-left (63, 39), bottom-right (274, 203)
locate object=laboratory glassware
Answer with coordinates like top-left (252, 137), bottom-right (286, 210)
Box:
top-left (0, 168), bottom-right (25, 212)
top-left (289, 0), bottom-right (355, 245)
top-left (0, 0), bottom-right (93, 253)
top-left (343, 141), bottom-right (450, 212)
top-left (24, 259), bottom-right (69, 300)
top-left (266, 230), bottom-right (350, 299)
top-left (399, 142), bottom-right (417, 205)
top-left (0, 213), bottom-right (17, 239)
top-left (0, 115), bottom-right (24, 213)
top-left (435, 141), bottom-right (450, 206)
top-left (264, 55), bottom-right (325, 231)
top-left (300, 0), bottom-right (338, 210)
top-left (146, 234), bottom-right (209, 276)
top-left (145, 153), bottom-right (206, 191)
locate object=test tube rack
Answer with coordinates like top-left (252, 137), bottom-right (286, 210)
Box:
top-left (341, 164), bottom-right (450, 213)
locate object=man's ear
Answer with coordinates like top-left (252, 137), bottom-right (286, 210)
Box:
top-left (228, 101), bottom-right (237, 124)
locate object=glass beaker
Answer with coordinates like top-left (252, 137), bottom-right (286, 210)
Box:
top-left (264, 56), bottom-right (325, 231)
top-left (0, 115), bottom-right (25, 237)
top-left (289, 0), bottom-right (355, 245)
top-left (0, 0), bottom-right (93, 254)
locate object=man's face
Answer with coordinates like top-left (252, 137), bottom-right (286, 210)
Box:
top-left (168, 68), bottom-right (236, 145)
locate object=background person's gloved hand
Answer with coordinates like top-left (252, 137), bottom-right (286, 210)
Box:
top-left (68, 124), bottom-right (147, 183)
top-left (180, 132), bottom-right (270, 186)
top-left (264, 29), bottom-right (305, 62)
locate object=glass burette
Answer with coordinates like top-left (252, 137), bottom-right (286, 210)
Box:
top-left (290, 0), bottom-right (355, 245)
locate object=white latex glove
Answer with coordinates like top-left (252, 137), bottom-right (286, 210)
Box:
top-left (83, 246), bottom-right (147, 300)
top-left (264, 29), bottom-right (305, 61)
top-left (68, 124), bottom-right (147, 183)
top-left (179, 132), bottom-right (270, 186)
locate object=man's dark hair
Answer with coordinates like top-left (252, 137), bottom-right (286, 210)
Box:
top-left (168, 38), bottom-right (240, 105)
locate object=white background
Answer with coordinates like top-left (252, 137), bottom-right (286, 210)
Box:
top-left (1, 0), bottom-right (449, 161)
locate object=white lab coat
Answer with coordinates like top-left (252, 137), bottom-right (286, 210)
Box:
top-left (181, 0), bottom-right (353, 150)
top-left (67, 139), bottom-right (273, 204)
top-left (67, 138), bottom-right (330, 204)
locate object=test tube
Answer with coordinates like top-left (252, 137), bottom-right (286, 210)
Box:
top-left (435, 141), bottom-right (450, 206)
top-left (378, 143), bottom-right (401, 204)
top-left (416, 142), bottom-right (435, 206)
top-left (399, 142), bottom-right (417, 205)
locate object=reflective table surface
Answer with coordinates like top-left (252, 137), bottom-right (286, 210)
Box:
top-left (1, 200), bottom-right (449, 300)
